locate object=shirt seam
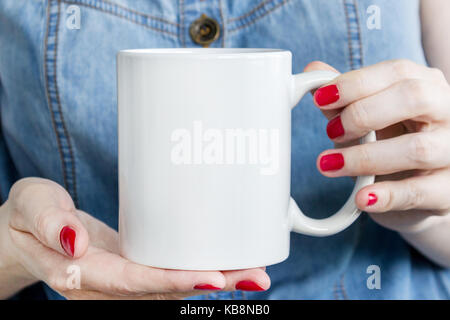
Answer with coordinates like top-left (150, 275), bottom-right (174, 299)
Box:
top-left (44, 0), bottom-right (79, 206)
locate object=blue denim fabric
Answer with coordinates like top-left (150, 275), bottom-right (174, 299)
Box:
top-left (0, 0), bottom-right (449, 300)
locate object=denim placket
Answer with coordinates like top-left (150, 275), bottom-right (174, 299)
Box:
top-left (343, 0), bottom-right (364, 70)
top-left (331, 0), bottom-right (365, 300)
top-left (179, 0), bottom-right (225, 48)
top-left (45, 0), bottom-right (79, 206)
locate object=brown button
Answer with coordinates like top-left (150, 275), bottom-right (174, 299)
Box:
top-left (189, 14), bottom-right (220, 47)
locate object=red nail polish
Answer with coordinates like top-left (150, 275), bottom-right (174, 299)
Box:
top-left (235, 280), bottom-right (265, 291)
top-left (326, 116), bottom-right (345, 139)
top-left (60, 226), bottom-right (76, 257)
top-left (314, 84), bottom-right (339, 106)
top-left (319, 153), bottom-right (344, 171)
top-left (367, 193), bottom-right (378, 206)
top-left (194, 284), bottom-right (221, 290)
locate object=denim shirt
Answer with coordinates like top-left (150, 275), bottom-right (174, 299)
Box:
top-left (1, 0), bottom-right (449, 300)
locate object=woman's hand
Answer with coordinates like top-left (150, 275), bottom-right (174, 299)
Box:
top-left (305, 60), bottom-right (450, 237)
top-left (0, 178), bottom-right (270, 299)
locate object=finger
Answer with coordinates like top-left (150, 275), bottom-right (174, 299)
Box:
top-left (125, 265), bottom-right (227, 294)
top-left (303, 60), bottom-right (340, 78)
top-left (221, 268), bottom-right (271, 292)
top-left (77, 247), bottom-right (226, 294)
top-left (8, 227), bottom-right (71, 284)
top-left (303, 61), bottom-right (342, 120)
top-left (9, 229), bottom-right (226, 296)
top-left (317, 131), bottom-right (450, 177)
top-left (355, 169), bottom-right (450, 213)
top-left (75, 209), bottom-right (119, 253)
top-left (8, 178), bottom-right (89, 258)
top-left (327, 79), bottom-right (450, 141)
top-left (313, 59), bottom-right (439, 109)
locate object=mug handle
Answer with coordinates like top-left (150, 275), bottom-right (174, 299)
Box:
top-left (288, 70), bottom-right (376, 236)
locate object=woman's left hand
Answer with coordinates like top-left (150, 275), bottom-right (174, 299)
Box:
top-left (305, 60), bottom-right (450, 235)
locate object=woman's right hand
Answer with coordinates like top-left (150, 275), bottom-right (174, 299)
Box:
top-left (0, 178), bottom-right (270, 299)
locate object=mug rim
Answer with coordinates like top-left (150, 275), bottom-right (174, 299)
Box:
top-left (117, 48), bottom-right (291, 58)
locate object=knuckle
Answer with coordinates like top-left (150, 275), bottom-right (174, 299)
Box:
top-left (384, 188), bottom-right (396, 211)
top-left (9, 178), bottom-right (74, 212)
top-left (10, 178), bottom-right (50, 198)
top-left (105, 276), bottom-right (134, 296)
top-left (391, 59), bottom-right (416, 80)
top-left (160, 269), bottom-right (181, 292)
top-left (404, 181), bottom-right (424, 209)
top-left (336, 70), bottom-right (370, 99)
top-left (407, 134), bottom-right (436, 167)
top-left (9, 181), bottom-right (40, 206)
top-left (429, 68), bottom-right (446, 82)
top-left (354, 145), bottom-right (374, 173)
top-left (32, 210), bottom-right (53, 241)
top-left (8, 178), bottom-right (37, 198)
top-left (116, 263), bottom-right (141, 295)
top-left (401, 79), bottom-right (434, 113)
top-left (115, 282), bottom-right (135, 296)
top-left (8, 205), bottom-right (23, 229)
top-left (352, 70), bottom-right (366, 92)
top-left (107, 279), bottom-right (133, 296)
top-left (347, 100), bottom-right (370, 132)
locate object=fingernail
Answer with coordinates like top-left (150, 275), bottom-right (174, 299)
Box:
top-left (326, 115), bottom-right (345, 139)
top-left (314, 84), bottom-right (339, 106)
top-left (60, 226), bottom-right (76, 257)
top-left (235, 280), bottom-right (265, 291)
top-left (367, 193), bottom-right (378, 206)
top-left (194, 284), bottom-right (221, 290)
top-left (319, 153), bottom-right (344, 171)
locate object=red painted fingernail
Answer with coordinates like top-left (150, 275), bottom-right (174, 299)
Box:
top-left (235, 280), bottom-right (265, 291)
top-left (60, 226), bottom-right (76, 257)
top-left (367, 193), bottom-right (378, 206)
top-left (314, 84), bottom-right (339, 106)
top-left (327, 115), bottom-right (345, 139)
top-left (319, 153), bottom-right (344, 171)
top-left (194, 284), bottom-right (221, 290)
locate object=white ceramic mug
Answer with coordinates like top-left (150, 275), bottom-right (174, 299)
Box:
top-left (117, 48), bottom-right (376, 270)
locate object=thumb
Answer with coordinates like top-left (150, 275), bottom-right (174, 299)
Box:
top-left (8, 178), bottom-right (89, 258)
top-left (303, 61), bottom-right (340, 74)
top-left (303, 61), bottom-right (341, 120)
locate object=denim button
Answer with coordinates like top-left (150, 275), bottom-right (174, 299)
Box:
top-left (189, 14), bottom-right (220, 47)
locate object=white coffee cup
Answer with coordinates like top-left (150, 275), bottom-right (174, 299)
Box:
top-left (117, 48), bottom-right (375, 270)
